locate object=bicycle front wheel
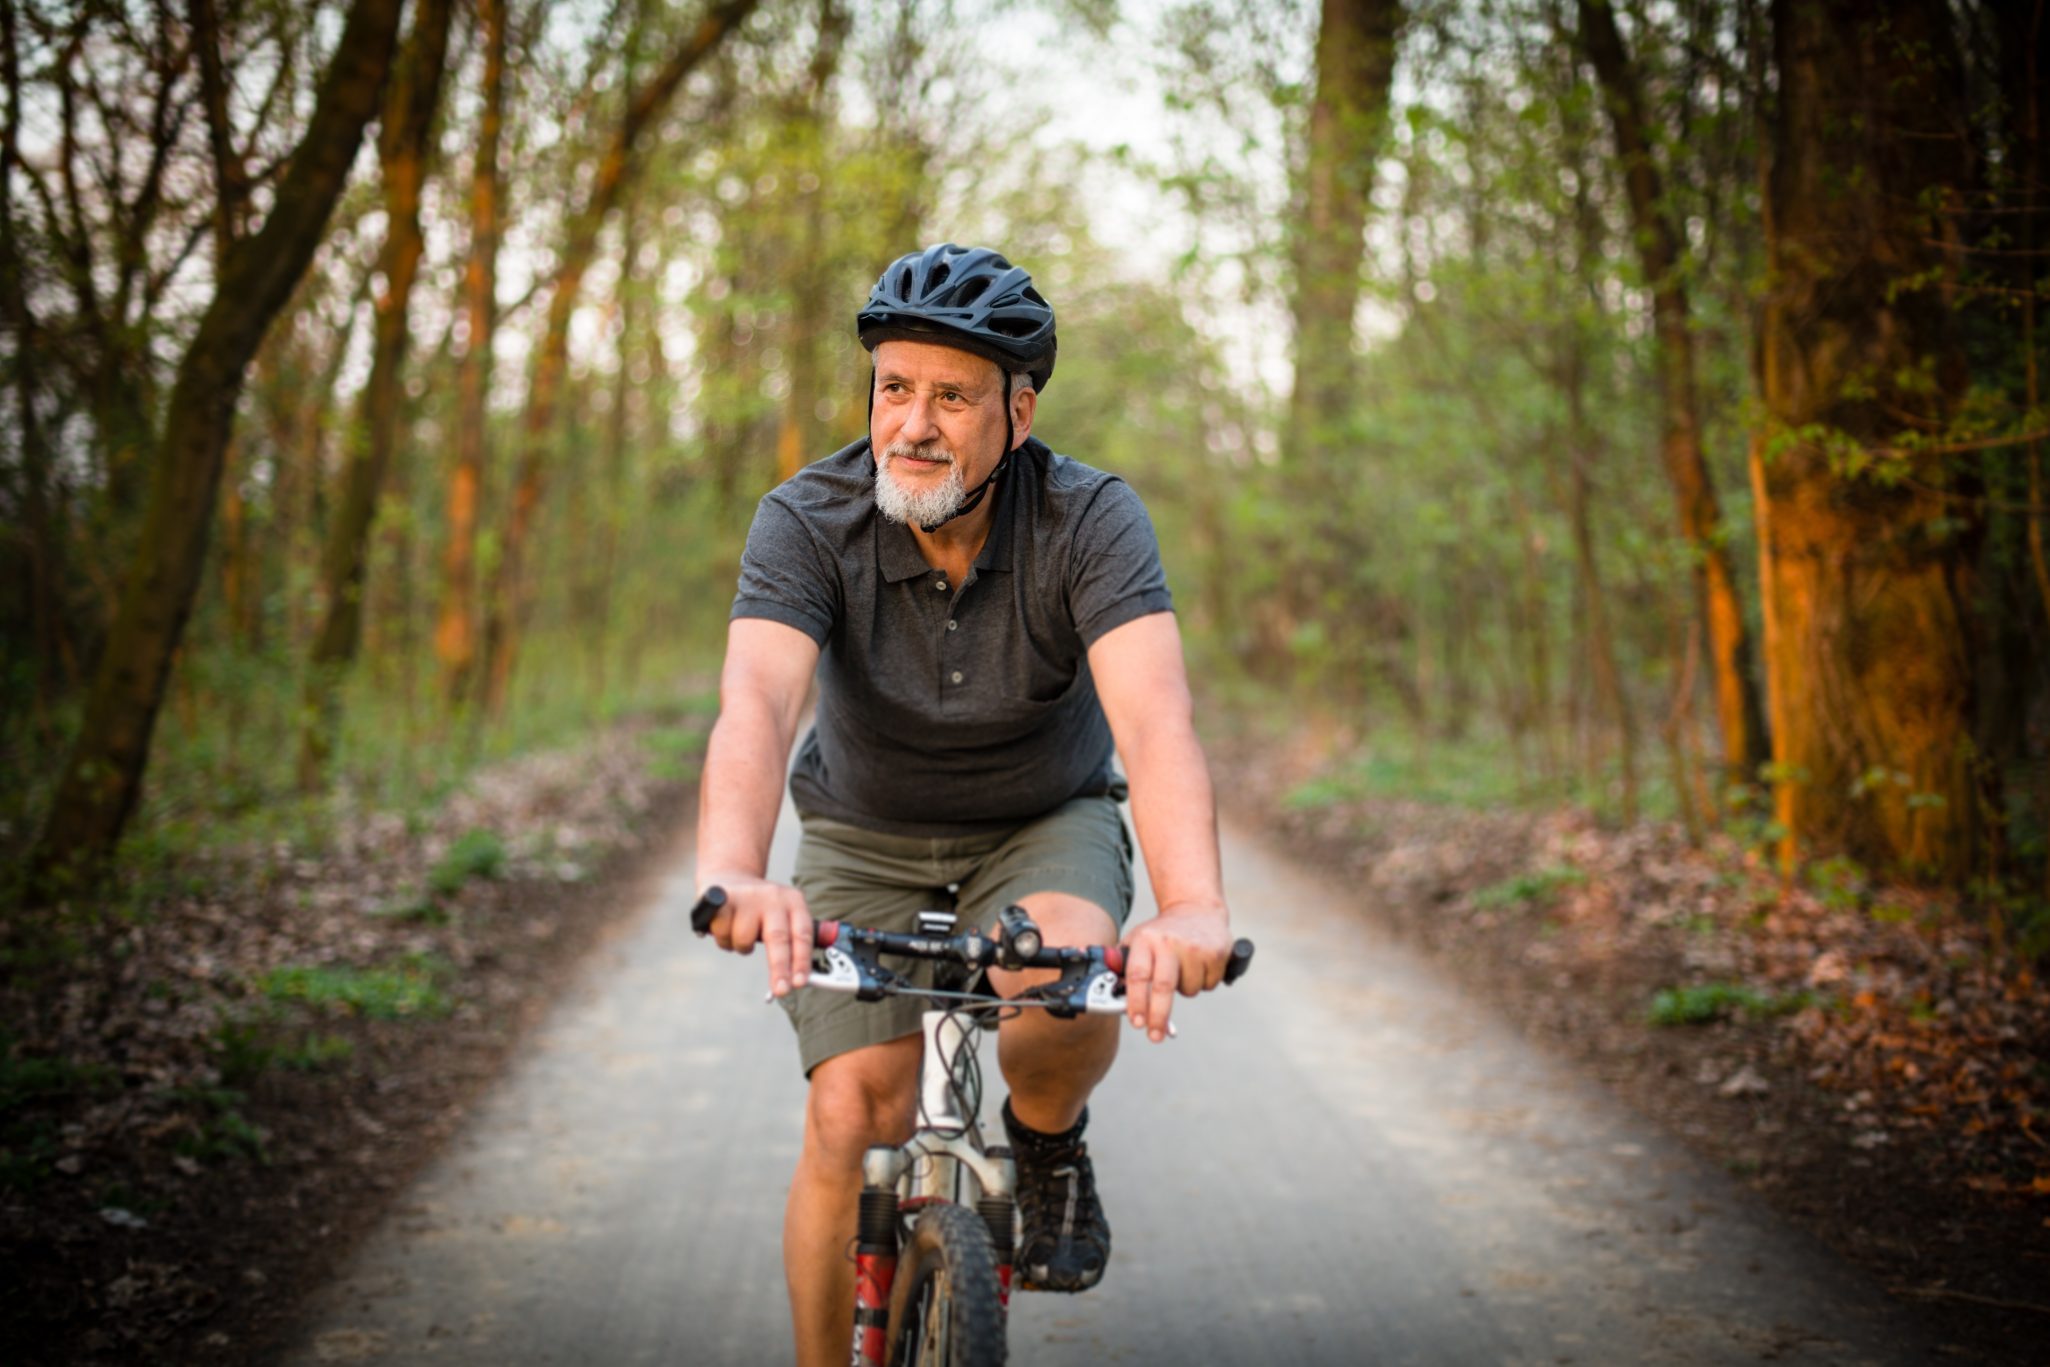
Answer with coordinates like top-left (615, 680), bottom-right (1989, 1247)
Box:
top-left (885, 1202), bottom-right (1007, 1367)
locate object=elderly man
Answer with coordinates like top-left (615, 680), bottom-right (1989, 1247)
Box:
top-left (694, 243), bottom-right (1235, 1367)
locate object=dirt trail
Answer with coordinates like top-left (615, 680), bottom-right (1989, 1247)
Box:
top-left (275, 805), bottom-right (1928, 1365)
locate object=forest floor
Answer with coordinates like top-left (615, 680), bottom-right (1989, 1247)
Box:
top-left (0, 708), bottom-right (712, 1367)
top-left (1204, 713), bottom-right (2050, 1365)
top-left (4, 700), bottom-right (2047, 1364)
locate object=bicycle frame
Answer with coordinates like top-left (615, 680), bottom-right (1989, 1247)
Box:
top-left (851, 1007), bottom-right (1018, 1367)
top-left (686, 886), bottom-right (1251, 1367)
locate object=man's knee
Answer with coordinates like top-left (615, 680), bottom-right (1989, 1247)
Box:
top-left (1006, 891), bottom-right (1116, 947)
top-left (802, 1037), bottom-right (920, 1169)
top-left (988, 891), bottom-right (1116, 997)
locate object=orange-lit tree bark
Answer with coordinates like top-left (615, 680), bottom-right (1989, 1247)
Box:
top-left (1750, 0), bottom-right (1978, 878)
top-left (299, 0), bottom-right (455, 789)
top-left (1286, 0), bottom-right (1402, 467)
top-left (434, 0), bottom-right (510, 709)
top-left (1576, 0), bottom-right (1768, 786)
top-left (29, 0), bottom-right (405, 889)
top-left (480, 0), bottom-right (759, 717)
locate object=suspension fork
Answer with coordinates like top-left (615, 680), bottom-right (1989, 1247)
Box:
top-left (852, 1145), bottom-right (909, 1367)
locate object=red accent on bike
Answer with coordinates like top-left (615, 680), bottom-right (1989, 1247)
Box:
top-left (852, 1249), bottom-right (896, 1367)
top-left (997, 1260), bottom-right (1013, 1310)
top-left (816, 920), bottom-right (841, 947)
top-left (1103, 945), bottom-right (1127, 975)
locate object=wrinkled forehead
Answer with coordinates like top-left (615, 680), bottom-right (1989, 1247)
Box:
top-left (872, 338), bottom-right (1005, 391)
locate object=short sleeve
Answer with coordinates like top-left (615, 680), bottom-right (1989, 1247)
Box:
top-left (1067, 479), bottom-right (1173, 645)
top-left (731, 494), bottom-right (838, 644)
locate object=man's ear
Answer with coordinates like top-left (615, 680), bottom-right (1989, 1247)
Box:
top-left (1010, 384), bottom-right (1037, 450)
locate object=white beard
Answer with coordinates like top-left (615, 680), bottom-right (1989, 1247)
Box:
top-left (875, 440), bottom-right (966, 527)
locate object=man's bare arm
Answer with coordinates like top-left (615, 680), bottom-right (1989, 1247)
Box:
top-left (1086, 611), bottom-right (1233, 1042)
top-left (697, 617), bottom-right (822, 996)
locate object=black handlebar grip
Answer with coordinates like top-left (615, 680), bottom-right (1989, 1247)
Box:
top-left (690, 885), bottom-right (728, 938)
top-left (1222, 938), bottom-right (1255, 986)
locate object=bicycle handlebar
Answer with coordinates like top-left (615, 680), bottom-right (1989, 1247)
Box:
top-left (689, 887), bottom-right (1253, 1014)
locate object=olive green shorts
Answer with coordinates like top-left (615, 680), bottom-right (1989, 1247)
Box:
top-left (783, 795), bottom-right (1135, 1076)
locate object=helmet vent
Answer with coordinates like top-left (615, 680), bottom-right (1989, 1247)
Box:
top-left (859, 243), bottom-right (1057, 390)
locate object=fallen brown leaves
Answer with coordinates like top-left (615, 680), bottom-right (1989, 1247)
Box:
top-left (0, 714), bottom-right (704, 1366)
top-left (1207, 719), bottom-right (2050, 1361)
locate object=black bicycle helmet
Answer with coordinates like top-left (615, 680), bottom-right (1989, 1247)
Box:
top-left (858, 244), bottom-right (1057, 392)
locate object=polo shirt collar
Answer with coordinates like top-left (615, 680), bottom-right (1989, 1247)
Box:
top-left (872, 439), bottom-right (1039, 582)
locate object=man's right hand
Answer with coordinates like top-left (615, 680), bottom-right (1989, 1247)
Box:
top-left (697, 876), bottom-right (815, 998)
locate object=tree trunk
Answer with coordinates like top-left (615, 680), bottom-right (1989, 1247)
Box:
top-left (1751, 0), bottom-right (1978, 879)
top-left (480, 0), bottom-right (759, 718)
top-left (30, 0), bottom-right (406, 890)
top-left (1286, 0), bottom-right (1403, 467)
top-left (299, 0), bottom-right (455, 790)
top-left (1576, 0), bottom-right (1769, 787)
top-left (776, 0), bottom-right (851, 484)
top-left (434, 0), bottom-right (509, 710)
top-left (0, 0), bottom-right (67, 698)
top-left (1563, 348), bottom-right (1639, 823)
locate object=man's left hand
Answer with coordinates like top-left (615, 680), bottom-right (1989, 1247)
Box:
top-left (1120, 904), bottom-right (1234, 1044)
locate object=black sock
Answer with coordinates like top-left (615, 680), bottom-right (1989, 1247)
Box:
top-left (1002, 1098), bottom-right (1087, 1151)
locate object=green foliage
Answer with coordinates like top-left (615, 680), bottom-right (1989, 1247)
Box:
top-left (1806, 855), bottom-right (1868, 912)
top-left (1282, 733), bottom-right (1536, 812)
top-left (169, 1086), bottom-right (267, 1165)
top-left (281, 1033), bottom-right (356, 1071)
top-left (643, 725), bottom-right (709, 782)
top-left (1474, 865), bottom-right (1587, 911)
top-left (428, 829), bottom-right (507, 898)
top-left (1648, 982), bottom-right (1812, 1027)
top-left (0, 1045), bottom-right (118, 1115)
top-left (260, 957), bottom-right (452, 1020)
top-left (0, 1042), bottom-right (119, 1190)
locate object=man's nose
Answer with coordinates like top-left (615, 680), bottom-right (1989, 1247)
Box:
top-left (898, 393), bottom-right (937, 443)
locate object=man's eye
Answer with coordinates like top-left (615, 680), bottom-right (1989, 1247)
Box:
top-left (941, 391), bottom-right (962, 403)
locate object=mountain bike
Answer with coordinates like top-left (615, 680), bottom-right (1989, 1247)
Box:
top-left (690, 887), bottom-right (1253, 1367)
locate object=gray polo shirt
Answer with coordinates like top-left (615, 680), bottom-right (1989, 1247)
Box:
top-left (731, 436), bottom-right (1173, 837)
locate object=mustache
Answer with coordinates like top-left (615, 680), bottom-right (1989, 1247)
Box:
top-left (882, 439), bottom-right (952, 464)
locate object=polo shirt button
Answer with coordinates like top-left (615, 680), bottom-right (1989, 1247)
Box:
top-left (934, 580), bottom-right (947, 591)
top-left (946, 620), bottom-right (957, 631)
top-left (950, 671), bottom-right (964, 684)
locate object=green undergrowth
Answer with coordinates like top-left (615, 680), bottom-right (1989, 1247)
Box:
top-left (1648, 981), bottom-right (1815, 1027)
top-left (0, 1036), bottom-right (121, 1189)
top-left (428, 828), bottom-right (508, 897)
top-left (259, 955), bottom-right (453, 1020)
top-left (1, 627), bottom-right (719, 937)
top-left (1275, 730), bottom-right (1680, 822)
top-left (1474, 864), bottom-right (1587, 910)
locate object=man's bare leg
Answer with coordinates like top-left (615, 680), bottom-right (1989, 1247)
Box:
top-left (990, 892), bottom-right (1120, 1134)
top-left (785, 1035), bottom-right (920, 1367)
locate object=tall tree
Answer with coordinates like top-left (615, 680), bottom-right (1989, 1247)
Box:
top-left (1750, 0), bottom-right (1978, 877)
top-left (30, 0), bottom-right (407, 888)
top-left (479, 0), bottom-right (760, 717)
top-left (1286, 0), bottom-right (1403, 467)
top-left (433, 0), bottom-right (512, 710)
top-left (0, 0), bottom-right (65, 696)
top-left (299, 0), bottom-right (456, 788)
top-left (1575, 0), bottom-right (1768, 786)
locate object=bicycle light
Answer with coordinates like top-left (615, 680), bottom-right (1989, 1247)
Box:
top-left (998, 905), bottom-right (1042, 961)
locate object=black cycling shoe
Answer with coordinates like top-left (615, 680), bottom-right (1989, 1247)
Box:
top-left (1002, 1099), bottom-right (1110, 1293)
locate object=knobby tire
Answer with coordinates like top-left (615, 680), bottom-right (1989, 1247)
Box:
top-left (885, 1203), bottom-right (1007, 1367)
